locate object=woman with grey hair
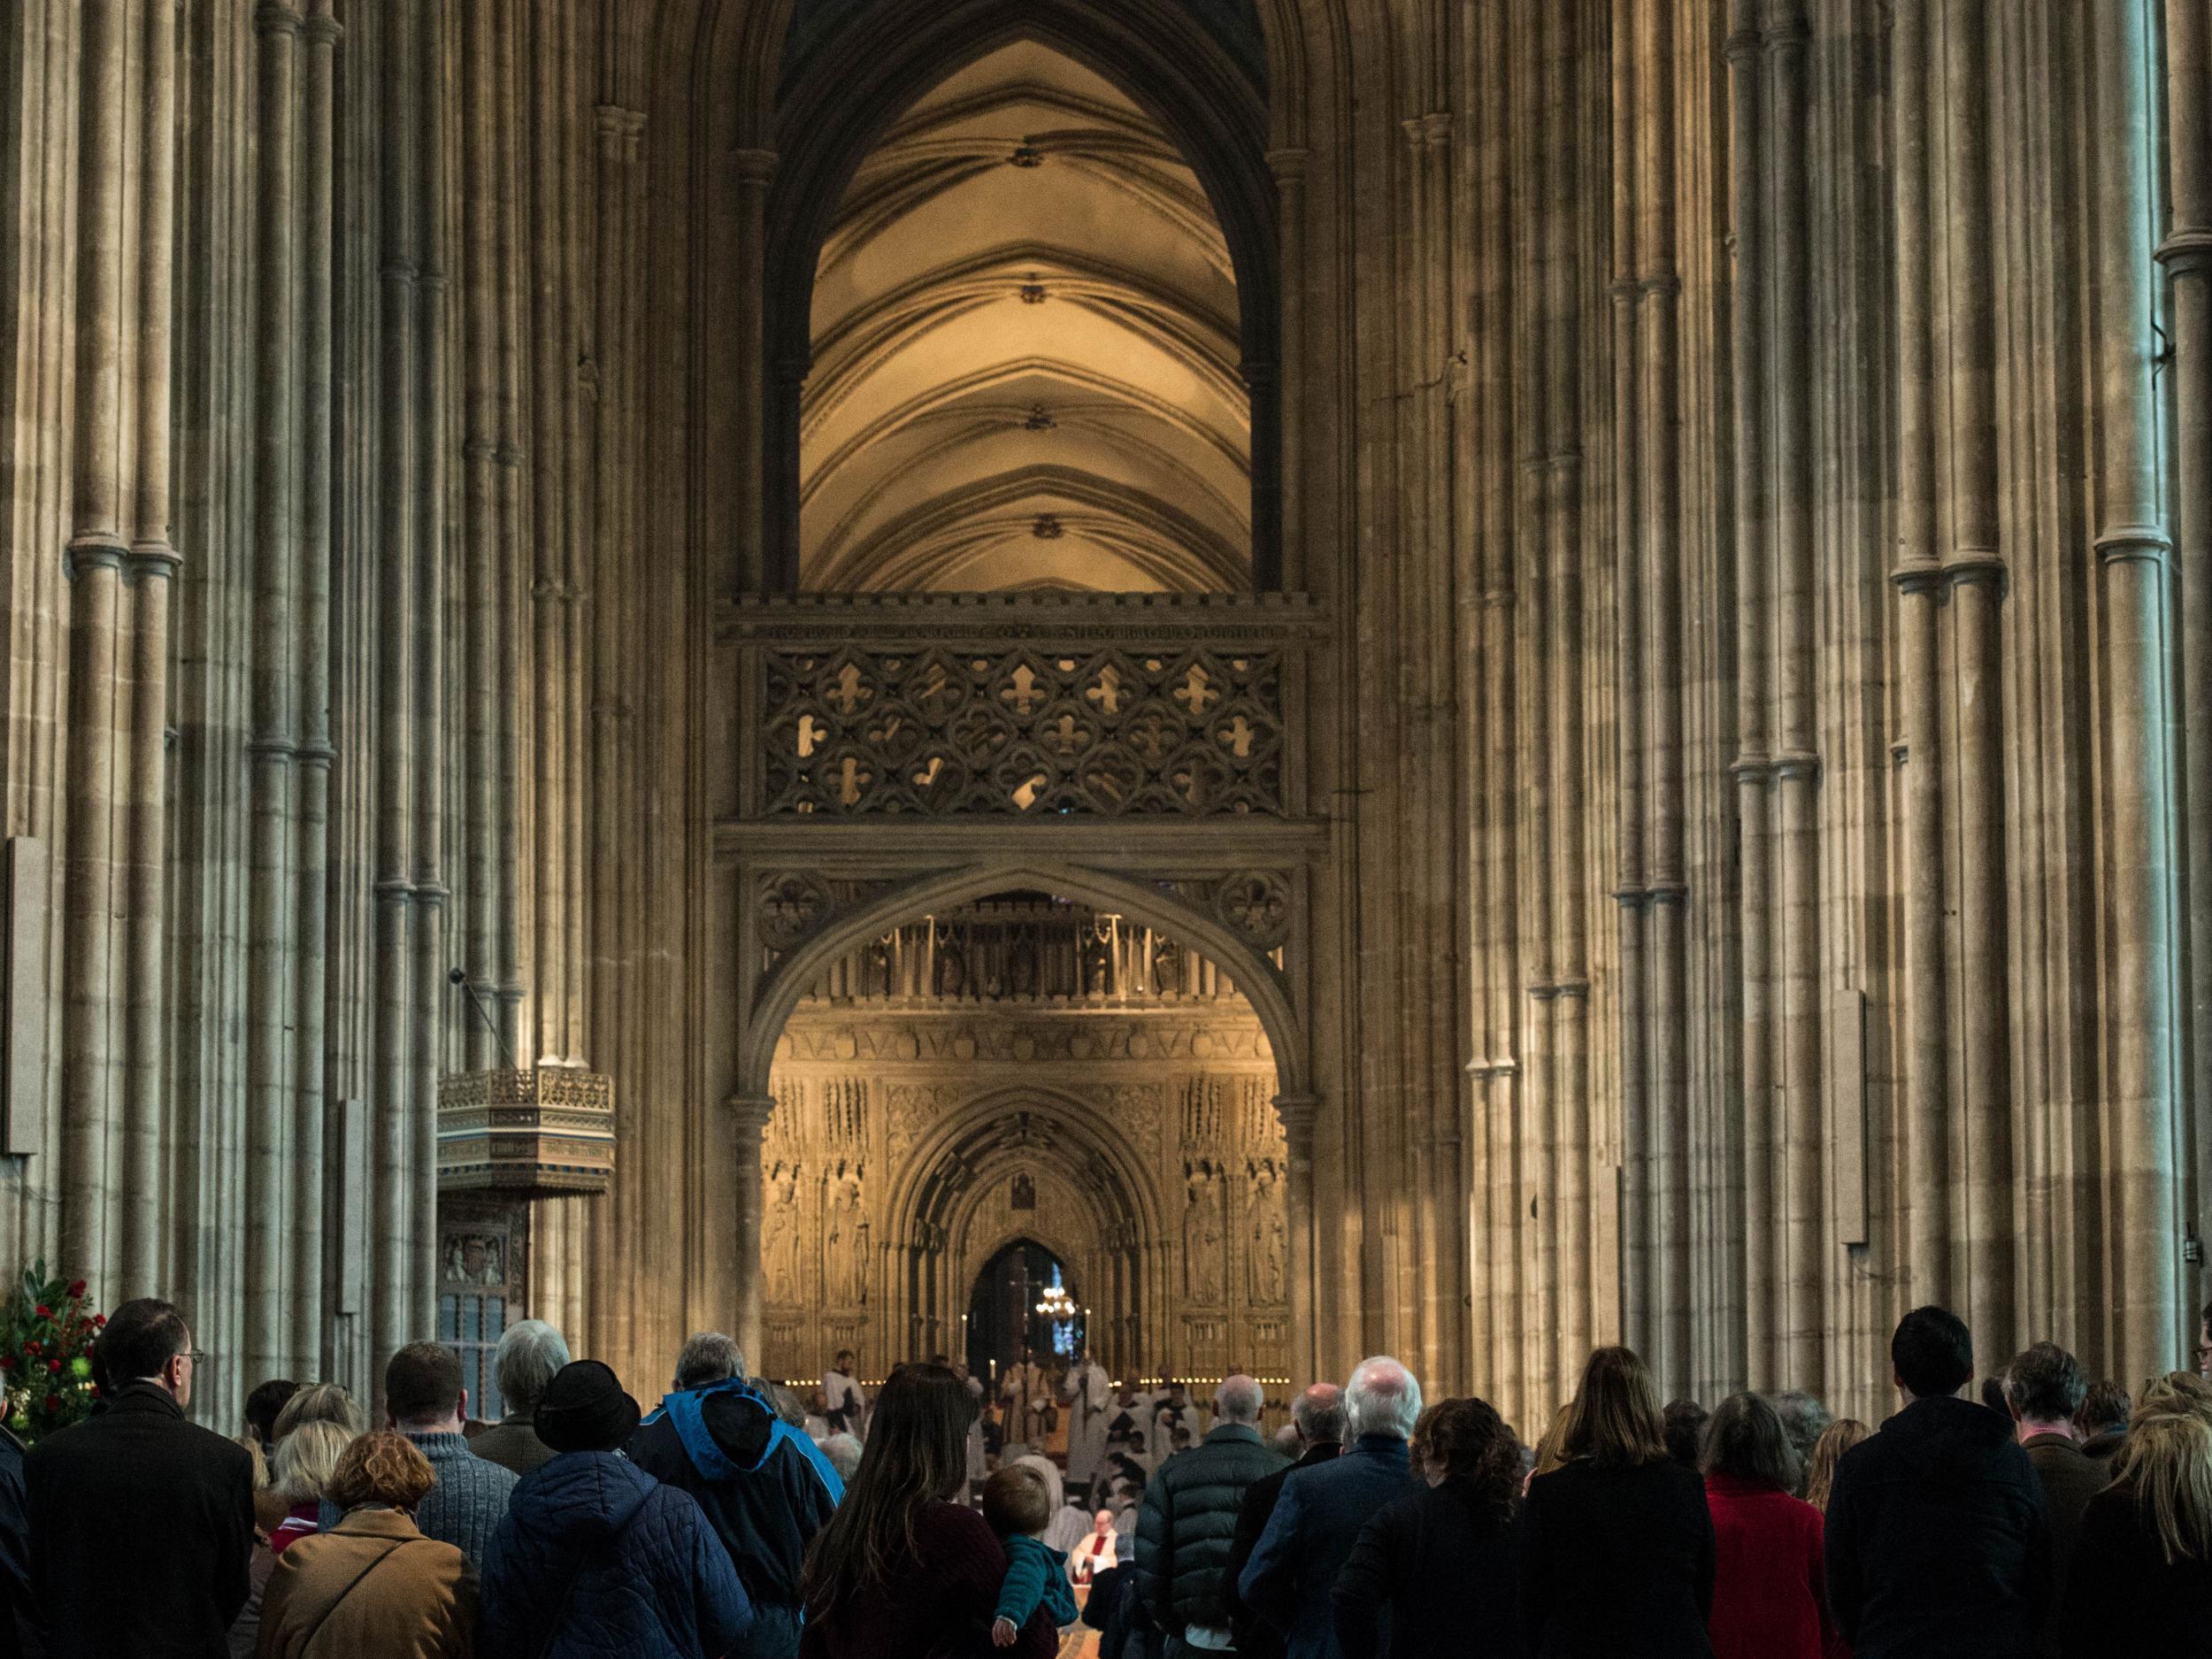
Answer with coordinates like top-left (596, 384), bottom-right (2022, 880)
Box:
top-left (469, 1319), bottom-right (571, 1476)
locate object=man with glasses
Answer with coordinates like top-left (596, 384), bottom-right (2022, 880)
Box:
top-left (22, 1298), bottom-right (254, 1658)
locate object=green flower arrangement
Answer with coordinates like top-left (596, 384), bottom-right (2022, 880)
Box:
top-left (0, 1263), bottom-right (101, 1444)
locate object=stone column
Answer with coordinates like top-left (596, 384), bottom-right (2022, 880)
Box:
top-left (1889, 0), bottom-right (1951, 1312)
top-left (120, 0), bottom-right (183, 1295)
top-left (1273, 1092), bottom-right (1319, 1386)
top-left (290, 0), bottom-right (341, 1372)
top-left (2162, 0), bottom-right (2212, 1292)
top-left (729, 1093), bottom-right (776, 1366)
top-left (372, 0), bottom-right (422, 1384)
top-left (2093, 0), bottom-right (2179, 1379)
top-left (245, 0), bottom-right (303, 1384)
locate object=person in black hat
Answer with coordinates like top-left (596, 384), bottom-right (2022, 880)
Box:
top-left (479, 1359), bottom-right (754, 1659)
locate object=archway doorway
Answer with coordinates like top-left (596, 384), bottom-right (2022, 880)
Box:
top-left (966, 1239), bottom-right (1086, 1382)
top-left (754, 887), bottom-right (1293, 1396)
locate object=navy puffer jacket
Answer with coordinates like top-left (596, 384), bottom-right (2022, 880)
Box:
top-left (480, 1449), bottom-right (755, 1659)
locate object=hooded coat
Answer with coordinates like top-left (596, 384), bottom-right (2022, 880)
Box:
top-left (626, 1379), bottom-right (843, 1659)
top-left (478, 1450), bottom-right (753, 1659)
top-left (1823, 1394), bottom-right (2051, 1659)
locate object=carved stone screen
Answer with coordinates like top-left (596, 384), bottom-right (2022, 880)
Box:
top-left (762, 646), bottom-right (1286, 816)
top-left (757, 911), bottom-right (1291, 1391)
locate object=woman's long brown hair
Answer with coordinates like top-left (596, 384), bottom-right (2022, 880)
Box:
top-left (800, 1362), bottom-right (976, 1620)
top-left (1558, 1346), bottom-right (1669, 1467)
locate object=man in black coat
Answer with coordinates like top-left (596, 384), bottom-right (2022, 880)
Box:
top-left (1825, 1305), bottom-right (2052, 1659)
top-left (2004, 1341), bottom-right (2103, 1659)
top-left (626, 1331), bottom-right (842, 1659)
top-left (1135, 1372), bottom-right (1287, 1657)
top-left (23, 1298), bottom-right (253, 1659)
top-left (1223, 1382), bottom-right (1345, 1659)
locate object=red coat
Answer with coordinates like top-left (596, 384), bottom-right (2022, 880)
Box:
top-left (1704, 1472), bottom-right (1832, 1659)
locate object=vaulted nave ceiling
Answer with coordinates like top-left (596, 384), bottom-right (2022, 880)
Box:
top-left (801, 42), bottom-right (1250, 593)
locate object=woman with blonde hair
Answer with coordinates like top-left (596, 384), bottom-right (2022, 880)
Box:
top-left (1517, 1347), bottom-right (1715, 1658)
top-left (2134, 1370), bottom-right (2212, 1422)
top-left (1803, 1418), bottom-right (1870, 1513)
top-left (2059, 1407), bottom-right (2212, 1653)
top-left (271, 1381), bottom-right (366, 1440)
top-left (257, 1430), bottom-right (473, 1657)
top-left (268, 1421), bottom-right (355, 1555)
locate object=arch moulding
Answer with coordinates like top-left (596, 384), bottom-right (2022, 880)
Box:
top-left (739, 856), bottom-right (1309, 1103)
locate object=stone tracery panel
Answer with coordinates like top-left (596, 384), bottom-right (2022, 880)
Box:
top-left (762, 645), bottom-right (1286, 816)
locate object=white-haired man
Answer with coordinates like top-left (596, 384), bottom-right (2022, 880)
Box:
top-left (1240, 1356), bottom-right (1421, 1659)
top-left (1135, 1372), bottom-right (1287, 1657)
top-left (626, 1332), bottom-right (845, 1659)
top-left (471, 1318), bottom-right (571, 1476)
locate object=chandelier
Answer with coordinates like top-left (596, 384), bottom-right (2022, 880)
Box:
top-left (1035, 1283), bottom-right (1077, 1324)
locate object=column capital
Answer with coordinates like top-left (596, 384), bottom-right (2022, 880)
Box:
top-left (726, 1092), bottom-right (776, 1133)
top-left (1271, 1092), bottom-right (1320, 1142)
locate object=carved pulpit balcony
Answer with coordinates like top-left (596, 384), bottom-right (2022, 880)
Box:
top-left (436, 1064), bottom-right (617, 1197)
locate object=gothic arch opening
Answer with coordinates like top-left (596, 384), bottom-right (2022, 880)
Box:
top-left (764, 0), bottom-right (1279, 588)
top-left (755, 889), bottom-right (1294, 1392)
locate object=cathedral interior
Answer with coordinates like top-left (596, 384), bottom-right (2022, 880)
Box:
top-left (3, 0), bottom-right (2210, 1435)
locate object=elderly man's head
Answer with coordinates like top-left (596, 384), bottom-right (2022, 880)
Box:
top-left (1215, 1372), bottom-right (1265, 1425)
top-left (1291, 1382), bottom-right (1348, 1448)
top-left (1345, 1356), bottom-right (1423, 1442)
top-left (674, 1332), bottom-right (747, 1392)
top-left (494, 1320), bottom-right (571, 1416)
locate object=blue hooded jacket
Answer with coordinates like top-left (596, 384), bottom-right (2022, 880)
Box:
top-left (480, 1449), bottom-right (754, 1659)
top-left (627, 1380), bottom-right (843, 1658)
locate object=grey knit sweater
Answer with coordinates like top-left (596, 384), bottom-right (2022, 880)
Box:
top-left (406, 1430), bottom-right (519, 1568)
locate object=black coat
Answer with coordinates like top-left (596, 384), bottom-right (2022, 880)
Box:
top-left (1823, 1394), bottom-right (2051, 1659)
top-left (1134, 1423), bottom-right (1287, 1635)
top-left (0, 1427), bottom-right (31, 1659)
top-left (1333, 1480), bottom-right (1526, 1659)
top-left (2059, 1479), bottom-right (2212, 1656)
top-left (1517, 1457), bottom-right (1715, 1659)
top-left (23, 1382), bottom-right (254, 1659)
top-left (1224, 1440), bottom-right (1337, 1659)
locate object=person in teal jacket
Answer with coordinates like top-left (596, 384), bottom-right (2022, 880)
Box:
top-left (985, 1463), bottom-right (1079, 1647)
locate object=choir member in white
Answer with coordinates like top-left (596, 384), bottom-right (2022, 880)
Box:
top-left (823, 1348), bottom-right (868, 1437)
top-left (1060, 1348), bottom-right (1113, 1485)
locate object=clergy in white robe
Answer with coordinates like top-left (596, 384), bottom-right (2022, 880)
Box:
top-left (998, 1355), bottom-right (1050, 1448)
top-left (1060, 1352), bottom-right (1112, 1486)
top-left (963, 1369), bottom-right (987, 1486)
top-left (824, 1349), bottom-right (868, 1437)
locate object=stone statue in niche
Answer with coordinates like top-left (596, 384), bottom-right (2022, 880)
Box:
top-left (825, 1161), bottom-right (868, 1306)
top-left (1182, 1159), bottom-right (1225, 1302)
top-left (1012, 1172), bottom-right (1036, 1211)
top-left (764, 1161), bottom-right (803, 1305)
top-left (935, 942), bottom-right (967, 998)
top-left (1247, 1158), bottom-right (1286, 1303)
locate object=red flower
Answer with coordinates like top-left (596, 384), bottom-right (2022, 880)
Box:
top-left (65, 1280), bottom-right (85, 1298)
top-left (25, 1341), bottom-right (41, 1356)
top-left (0, 1357), bottom-right (14, 1372)
top-left (33, 1306), bottom-right (50, 1319)
top-left (40, 1396), bottom-right (56, 1413)
top-left (45, 1359), bottom-right (58, 1374)
top-left (91, 1316), bottom-right (104, 1328)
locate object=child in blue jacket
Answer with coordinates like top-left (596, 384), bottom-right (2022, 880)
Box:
top-left (984, 1463), bottom-right (1079, 1647)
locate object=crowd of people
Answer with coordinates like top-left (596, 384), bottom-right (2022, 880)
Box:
top-left (0, 1294), bottom-right (2208, 1658)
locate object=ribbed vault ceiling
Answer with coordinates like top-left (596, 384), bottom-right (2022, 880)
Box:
top-left (800, 42), bottom-right (1250, 592)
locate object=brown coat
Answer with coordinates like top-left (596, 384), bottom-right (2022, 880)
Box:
top-left (256, 1506), bottom-right (475, 1659)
